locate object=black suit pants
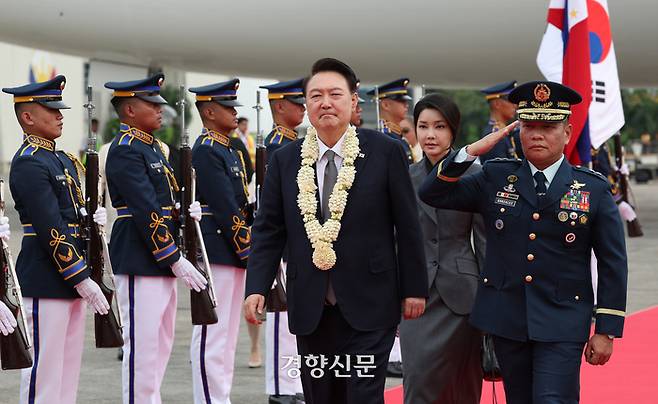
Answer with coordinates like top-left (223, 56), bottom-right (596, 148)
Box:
top-left (296, 305), bottom-right (395, 404)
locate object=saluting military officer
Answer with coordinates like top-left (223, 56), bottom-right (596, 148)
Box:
top-left (260, 78), bottom-right (306, 404)
top-left (3, 76), bottom-right (110, 404)
top-left (187, 78), bottom-right (251, 403)
top-left (368, 78), bottom-right (415, 164)
top-left (479, 80), bottom-right (524, 163)
top-left (419, 81), bottom-right (628, 404)
top-left (104, 74), bottom-right (207, 404)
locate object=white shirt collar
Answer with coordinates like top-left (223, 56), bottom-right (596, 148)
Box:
top-left (317, 128), bottom-right (348, 161)
top-left (528, 155), bottom-right (565, 186)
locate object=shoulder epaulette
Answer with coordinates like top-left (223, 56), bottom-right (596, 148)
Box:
top-left (574, 165), bottom-right (608, 182)
top-left (19, 144), bottom-right (39, 157)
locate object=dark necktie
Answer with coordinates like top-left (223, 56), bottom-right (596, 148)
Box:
top-left (322, 150), bottom-right (337, 221)
top-left (322, 150), bottom-right (338, 305)
top-left (534, 171), bottom-right (548, 196)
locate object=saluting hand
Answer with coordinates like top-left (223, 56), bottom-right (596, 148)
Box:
top-left (244, 294), bottom-right (265, 325)
top-left (465, 120), bottom-right (519, 157)
top-left (584, 333), bottom-right (614, 365)
top-left (403, 297), bottom-right (426, 320)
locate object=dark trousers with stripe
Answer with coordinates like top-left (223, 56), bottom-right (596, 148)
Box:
top-left (493, 336), bottom-right (586, 404)
top-left (296, 305), bottom-right (395, 404)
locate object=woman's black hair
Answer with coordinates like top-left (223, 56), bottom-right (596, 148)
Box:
top-left (413, 93), bottom-right (461, 145)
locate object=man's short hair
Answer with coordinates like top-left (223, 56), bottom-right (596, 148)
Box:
top-left (91, 118), bottom-right (99, 125)
top-left (302, 58), bottom-right (358, 95)
top-left (237, 117), bottom-right (248, 124)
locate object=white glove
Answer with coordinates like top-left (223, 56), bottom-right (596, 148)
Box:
top-left (620, 163), bottom-right (630, 176)
top-left (171, 256), bottom-right (207, 292)
top-left (0, 301), bottom-right (17, 336)
top-left (189, 201), bottom-right (202, 222)
top-left (0, 216), bottom-right (10, 242)
top-left (618, 201), bottom-right (637, 222)
top-left (93, 207), bottom-right (107, 227)
top-left (74, 278), bottom-right (110, 315)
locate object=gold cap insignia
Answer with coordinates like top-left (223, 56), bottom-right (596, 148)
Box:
top-left (534, 83), bottom-right (550, 102)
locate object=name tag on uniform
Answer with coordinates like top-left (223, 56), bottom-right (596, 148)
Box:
top-left (55, 174), bottom-right (67, 181)
top-left (495, 191), bottom-right (518, 207)
top-left (150, 162), bottom-right (163, 169)
top-left (230, 166), bottom-right (241, 174)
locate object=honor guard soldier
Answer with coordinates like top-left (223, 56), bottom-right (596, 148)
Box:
top-left (369, 78), bottom-right (415, 164)
top-left (260, 78), bottom-right (306, 404)
top-left (187, 79), bottom-right (251, 403)
top-left (350, 79), bottom-right (365, 127)
top-left (263, 78), bottom-right (306, 158)
top-left (419, 81), bottom-right (628, 404)
top-left (3, 76), bottom-right (110, 403)
top-left (104, 74), bottom-right (207, 404)
top-left (480, 80), bottom-right (524, 163)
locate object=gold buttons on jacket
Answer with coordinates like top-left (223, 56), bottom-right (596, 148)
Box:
top-left (525, 275), bottom-right (533, 283)
top-left (532, 213), bottom-right (540, 220)
top-left (527, 254), bottom-right (535, 261)
top-left (529, 233), bottom-right (536, 240)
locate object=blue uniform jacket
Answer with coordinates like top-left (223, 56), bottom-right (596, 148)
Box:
top-left (381, 120), bottom-right (414, 165)
top-left (264, 125), bottom-right (297, 161)
top-left (192, 128), bottom-right (251, 268)
top-left (418, 151), bottom-right (628, 342)
top-left (10, 134), bottom-right (89, 298)
top-left (106, 124), bottom-right (180, 277)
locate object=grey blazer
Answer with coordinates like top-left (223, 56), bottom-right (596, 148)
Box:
top-left (410, 157), bottom-right (486, 315)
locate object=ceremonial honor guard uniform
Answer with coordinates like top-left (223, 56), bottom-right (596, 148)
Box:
top-left (188, 79), bottom-right (252, 403)
top-left (261, 79), bottom-right (306, 403)
top-left (368, 78), bottom-right (415, 165)
top-left (419, 81), bottom-right (628, 404)
top-left (104, 74), bottom-right (205, 404)
top-left (4, 76), bottom-right (109, 404)
top-left (480, 81), bottom-right (524, 163)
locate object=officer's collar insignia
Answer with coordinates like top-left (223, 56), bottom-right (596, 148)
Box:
top-left (202, 128), bottom-right (231, 147)
top-left (23, 133), bottom-right (55, 151)
top-left (507, 175), bottom-right (518, 183)
top-left (534, 83), bottom-right (551, 102)
top-left (274, 125), bottom-right (297, 141)
top-left (570, 179), bottom-right (586, 190)
top-left (119, 123), bottom-right (154, 145)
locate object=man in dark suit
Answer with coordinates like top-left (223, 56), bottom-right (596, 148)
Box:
top-left (419, 81), bottom-right (628, 404)
top-left (244, 58), bottom-right (428, 404)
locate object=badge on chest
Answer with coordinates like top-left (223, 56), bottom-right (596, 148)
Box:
top-left (560, 181), bottom-right (590, 213)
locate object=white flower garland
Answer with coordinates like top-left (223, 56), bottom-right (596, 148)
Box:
top-left (296, 125), bottom-right (360, 270)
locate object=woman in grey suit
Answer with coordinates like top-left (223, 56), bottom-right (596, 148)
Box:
top-left (400, 93), bottom-right (486, 404)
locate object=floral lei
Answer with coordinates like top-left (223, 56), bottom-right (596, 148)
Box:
top-left (296, 125), bottom-right (360, 270)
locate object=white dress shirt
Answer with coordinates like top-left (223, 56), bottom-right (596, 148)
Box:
top-left (316, 131), bottom-right (347, 201)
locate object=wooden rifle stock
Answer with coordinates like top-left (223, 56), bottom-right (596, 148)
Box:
top-left (178, 86), bottom-right (218, 325)
top-left (613, 134), bottom-right (643, 237)
top-left (0, 179), bottom-right (33, 369)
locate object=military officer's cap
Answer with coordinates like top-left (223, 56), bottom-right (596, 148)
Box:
top-left (2, 75), bottom-right (70, 109)
top-left (189, 78), bottom-right (242, 107)
top-left (367, 78), bottom-right (412, 101)
top-left (509, 80), bottom-right (582, 122)
top-left (355, 79), bottom-right (365, 103)
top-left (260, 79), bottom-right (305, 105)
top-left (481, 80), bottom-right (517, 100)
top-left (104, 73), bottom-right (168, 105)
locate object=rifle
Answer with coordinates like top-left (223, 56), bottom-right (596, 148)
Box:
top-left (613, 133), bottom-right (643, 237)
top-left (253, 90), bottom-right (266, 212)
top-left (177, 86), bottom-right (218, 325)
top-left (374, 86), bottom-right (382, 131)
top-left (0, 179), bottom-right (33, 369)
top-left (83, 87), bottom-right (124, 348)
